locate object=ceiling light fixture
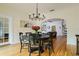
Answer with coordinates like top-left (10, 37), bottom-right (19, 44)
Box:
top-left (29, 3), bottom-right (45, 21)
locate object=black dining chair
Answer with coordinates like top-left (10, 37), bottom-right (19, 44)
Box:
top-left (28, 33), bottom-right (43, 56)
top-left (48, 32), bottom-right (54, 55)
top-left (19, 32), bottom-right (29, 53)
top-left (42, 32), bottom-right (54, 56)
top-left (76, 35), bottom-right (79, 55)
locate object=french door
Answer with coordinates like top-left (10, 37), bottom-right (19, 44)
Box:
top-left (0, 17), bottom-right (9, 45)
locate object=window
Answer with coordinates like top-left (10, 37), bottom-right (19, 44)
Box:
top-left (0, 17), bottom-right (9, 43)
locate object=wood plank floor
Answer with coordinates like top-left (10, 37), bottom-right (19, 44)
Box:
top-left (0, 36), bottom-right (76, 56)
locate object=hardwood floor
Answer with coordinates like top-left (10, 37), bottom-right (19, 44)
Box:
top-left (0, 36), bottom-right (76, 56)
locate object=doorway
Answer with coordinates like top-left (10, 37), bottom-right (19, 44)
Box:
top-left (0, 17), bottom-right (9, 45)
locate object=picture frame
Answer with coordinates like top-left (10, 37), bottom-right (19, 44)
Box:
top-left (20, 20), bottom-right (32, 28)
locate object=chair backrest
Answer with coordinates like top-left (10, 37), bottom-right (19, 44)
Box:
top-left (19, 32), bottom-right (23, 43)
top-left (19, 32), bottom-right (29, 43)
top-left (47, 32), bottom-right (54, 43)
top-left (76, 35), bottom-right (79, 55)
top-left (25, 32), bottom-right (31, 39)
top-left (48, 32), bottom-right (53, 38)
top-left (26, 32), bottom-right (31, 36)
top-left (19, 32), bottom-right (23, 40)
top-left (48, 32), bottom-right (56, 39)
top-left (29, 33), bottom-right (40, 45)
top-left (76, 35), bottom-right (79, 41)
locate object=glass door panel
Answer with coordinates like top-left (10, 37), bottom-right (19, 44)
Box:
top-left (0, 20), bottom-right (3, 43)
top-left (3, 28), bottom-right (9, 42)
top-left (0, 17), bottom-right (9, 44)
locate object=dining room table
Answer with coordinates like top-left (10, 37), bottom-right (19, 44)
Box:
top-left (28, 31), bottom-right (56, 56)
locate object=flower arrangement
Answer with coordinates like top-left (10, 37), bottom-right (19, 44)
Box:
top-left (32, 25), bottom-right (40, 33)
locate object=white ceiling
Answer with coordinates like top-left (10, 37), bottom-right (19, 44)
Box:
top-left (0, 3), bottom-right (79, 16)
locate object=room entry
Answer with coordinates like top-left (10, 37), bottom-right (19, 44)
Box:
top-left (0, 17), bottom-right (9, 45)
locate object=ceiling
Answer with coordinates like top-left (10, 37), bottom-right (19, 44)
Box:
top-left (0, 3), bottom-right (79, 17)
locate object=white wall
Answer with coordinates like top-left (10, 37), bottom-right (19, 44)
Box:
top-left (41, 21), bottom-right (63, 36)
top-left (9, 17), bottom-right (14, 44)
top-left (0, 4), bottom-right (79, 46)
top-left (0, 15), bottom-right (14, 45)
top-left (50, 21), bottom-right (63, 36)
top-left (45, 5), bottom-right (79, 45)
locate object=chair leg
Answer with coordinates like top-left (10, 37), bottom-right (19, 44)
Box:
top-left (38, 40), bottom-right (41, 56)
top-left (28, 44), bottom-right (29, 52)
top-left (38, 46), bottom-right (41, 56)
top-left (49, 45), bottom-right (55, 56)
top-left (51, 40), bottom-right (54, 53)
top-left (52, 43), bottom-right (54, 53)
top-left (52, 48), bottom-right (54, 53)
top-left (29, 52), bottom-right (31, 56)
top-left (48, 43), bottom-right (54, 56)
top-left (20, 44), bottom-right (22, 53)
top-left (28, 47), bottom-right (31, 56)
top-left (49, 46), bottom-right (51, 56)
top-left (39, 51), bottom-right (40, 56)
top-left (20, 43), bottom-right (23, 53)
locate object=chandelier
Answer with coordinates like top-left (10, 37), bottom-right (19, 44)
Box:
top-left (29, 3), bottom-right (45, 20)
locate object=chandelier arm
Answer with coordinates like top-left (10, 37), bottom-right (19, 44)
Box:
top-left (36, 3), bottom-right (38, 17)
top-left (43, 14), bottom-right (45, 18)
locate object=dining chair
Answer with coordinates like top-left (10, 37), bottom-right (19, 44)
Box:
top-left (28, 33), bottom-right (43, 56)
top-left (19, 32), bottom-right (29, 53)
top-left (48, 32), bottom-right (54, 55)
top-left (76, 35), bottom-right (79, 55)
top-left (42, 32), bottom-right (54, 56)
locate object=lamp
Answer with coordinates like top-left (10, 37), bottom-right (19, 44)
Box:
top-left (29, 3), bottom-right (45, 20)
